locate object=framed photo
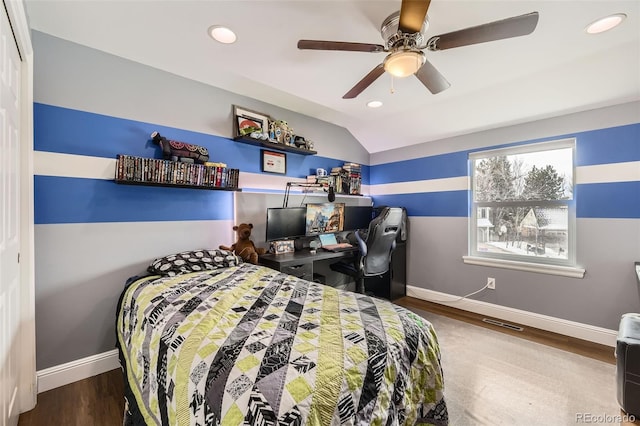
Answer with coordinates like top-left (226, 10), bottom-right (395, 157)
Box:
top-left (233, 105), bottom-right (270, 137)
top-left (271, 240), bottom-right (295, 255)
top-left (261, 150), bottom-right (286, 174)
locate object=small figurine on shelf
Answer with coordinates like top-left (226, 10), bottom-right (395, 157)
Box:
top-left (268, 120), bottom-right (276, 141)
top-left (151, 131), bottom-right (209, 164)
top-left (306, 140), bottom-right (315, 150)
top-left (249, 131), bottom-right (269, 140)
top-left (293, 136), bottom-right (307, 149)
top-left (273, 120), bottom-right (290, 143)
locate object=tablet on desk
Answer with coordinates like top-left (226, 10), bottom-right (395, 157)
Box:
top-left (318, 233), bottom-right (353, 252)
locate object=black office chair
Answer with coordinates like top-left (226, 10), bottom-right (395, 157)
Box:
top-left (331, 207), bottom-right (403, 295)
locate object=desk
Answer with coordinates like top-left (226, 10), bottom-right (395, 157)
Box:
top-left (259, 248), bottom-right (356, 282)
top-left (259, 244), bottom-right (406, 301)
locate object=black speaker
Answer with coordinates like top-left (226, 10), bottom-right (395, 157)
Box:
top-left (617, 313), bottom-right (640, 417)
top-left (309, 239), bottom-right (321, 251)
top-left (328, 185), bottom-right (335, 202)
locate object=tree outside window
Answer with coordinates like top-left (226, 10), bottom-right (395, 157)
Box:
top-left (469, 139), bottom-right (576, 266)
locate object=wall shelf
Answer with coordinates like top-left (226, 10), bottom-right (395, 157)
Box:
top-left (114, 154), bottom-right (240, 191)
top-left (233, 136), bottom-right (317, 155)
top-left (114, 179), bottom-right (241, 191)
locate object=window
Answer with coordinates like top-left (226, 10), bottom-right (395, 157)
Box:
top-left (469, 139), bottom-right (576, 269)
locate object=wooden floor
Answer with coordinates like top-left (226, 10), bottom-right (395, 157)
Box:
top-left (18, 296), bottom-right (634, 425)
top-left (17, 368), bottom-right (125, 426)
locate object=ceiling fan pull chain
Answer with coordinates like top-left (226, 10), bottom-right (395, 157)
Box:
top-left (390, 75), bottom-right (395, 94)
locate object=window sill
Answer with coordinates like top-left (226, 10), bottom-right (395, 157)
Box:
top-left (462, 256), bottom-right (585, 278)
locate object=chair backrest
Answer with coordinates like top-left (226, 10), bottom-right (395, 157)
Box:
top-left (358, 207), bottom-right (403, 276)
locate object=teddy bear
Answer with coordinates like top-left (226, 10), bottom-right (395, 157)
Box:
top-left (219, 223), bottom-right (266, 264)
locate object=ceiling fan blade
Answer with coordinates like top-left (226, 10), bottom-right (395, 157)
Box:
top-left (414, 58), bottom-right (450, 94)
top-left (298, 40), bottom-right (385, 53)
top-left (427, 12), bottom-right (539, 51)
top-left (343, 64), bottom-right (385, 99)
top-left (398, 0), bottom-right (431, 34)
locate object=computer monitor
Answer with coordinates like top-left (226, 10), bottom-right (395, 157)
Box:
top-left (343, 205), bottom-right (373, 231)
top-left (305, 203), bottom-right (345, 236)
top-left (265, 207), bottom-right (306, 242)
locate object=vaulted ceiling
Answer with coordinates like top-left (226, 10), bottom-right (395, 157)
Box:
top-left (25, 0), bottom-right (640, 153)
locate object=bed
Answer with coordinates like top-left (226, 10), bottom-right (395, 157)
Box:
top-left (116, 249), bottom-right (448, 425)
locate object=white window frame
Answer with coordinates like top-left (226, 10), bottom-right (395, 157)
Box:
top-left (463, 138), bottom-right (585, 278)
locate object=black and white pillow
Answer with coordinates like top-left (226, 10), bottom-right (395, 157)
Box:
top-left (147, 249), bottom-right (243, 276)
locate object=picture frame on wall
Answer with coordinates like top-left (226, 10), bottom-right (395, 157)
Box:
top-left (261, 150), bottom-right (286, 174)
top-left (233, 105), bottom-right (270, 137)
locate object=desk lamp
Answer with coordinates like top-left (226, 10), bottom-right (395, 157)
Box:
top-left (283, 182), bottom-right (335, 208)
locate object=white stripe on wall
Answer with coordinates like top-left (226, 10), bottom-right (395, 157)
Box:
top-left (239, 172), bottom-right (304, 192)
top-left (34, 151), bottom-right (116, 179)
top-left (368, 176), bottom-right (469, 196)
top-left (32, 151), bottom-right (372, 195)
top-left (239, 172), bottom-right (371, 196)
top-left (36, 151), bottom-right (639, 196)
top-left (368, 161), bottom-right (640, 195)
top-left (576, 161), bottom-right (640, 184)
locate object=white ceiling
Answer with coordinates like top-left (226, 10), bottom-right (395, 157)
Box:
top-left (25, 0), bottom-right (640, 154)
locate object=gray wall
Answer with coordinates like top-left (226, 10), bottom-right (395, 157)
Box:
top-left (406, 216), bottom-right (639, 327)
top-left (33, 32), bottom-right (369, 165)
top-left (370, 102), bottom-right (640, 331)
top-left (32, 31), bottom-right (369, 370)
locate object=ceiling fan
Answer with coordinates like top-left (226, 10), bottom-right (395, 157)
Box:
top-left (297, 0), bottom-right (539, 99)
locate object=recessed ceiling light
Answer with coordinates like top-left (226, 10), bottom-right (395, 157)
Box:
top-left (585, 13), bottom-right (627, 34)
top-left (367, 100), bottom-right (383, 108)
top-left (208, 25), bottom-right (237, 44)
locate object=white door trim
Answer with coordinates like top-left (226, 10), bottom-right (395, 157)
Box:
top-left (3, 0), bottom-right (36, 413)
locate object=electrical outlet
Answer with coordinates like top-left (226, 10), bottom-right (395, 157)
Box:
top-left (487, 277), bottom-right (496, 290)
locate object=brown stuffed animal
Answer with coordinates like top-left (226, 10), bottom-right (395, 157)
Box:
top-left (219, 223), bottom-right (266, 264)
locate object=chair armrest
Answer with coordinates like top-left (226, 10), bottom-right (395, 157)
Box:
top-left (355, 229), bottom-right (367, 256)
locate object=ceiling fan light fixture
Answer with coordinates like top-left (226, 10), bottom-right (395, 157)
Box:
top-left (384, 50), bottom-right (425, 78)
top-left (208, 25), bottom-right (237, 44)
top-left (585, 13), bottom-right (626, 34)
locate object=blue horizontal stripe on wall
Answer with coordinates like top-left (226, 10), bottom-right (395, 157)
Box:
top-left (369, 151), bottom-right (468, 185)
top-left (575, 123), bottom-right (640, 167)
top-left (368, 123), bottom-right (639, 187)
top-left (372, 191), bottom-right (468, 217)
top-left (34, 103), bottom-right (369, 183)
top-left (576, 181), bottom-right (640, 219)
top-left (34, 176), bottom-right (235, 224)
top-left (34, 103), bottom-right (233, 160)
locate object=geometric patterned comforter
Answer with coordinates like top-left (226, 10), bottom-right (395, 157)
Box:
top-left (116, 263), bottom-right (448, 425)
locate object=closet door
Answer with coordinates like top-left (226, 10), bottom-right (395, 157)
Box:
top-left (0, 2), bottom-right (22, 424)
